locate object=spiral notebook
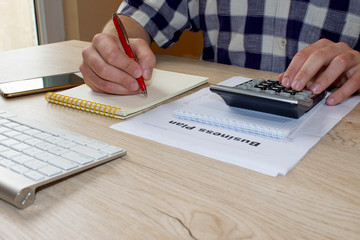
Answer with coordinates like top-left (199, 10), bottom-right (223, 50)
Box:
top-left (174, 76), bottom-right (324, 140)
top-left (45, 69), bottom-right (208, 119)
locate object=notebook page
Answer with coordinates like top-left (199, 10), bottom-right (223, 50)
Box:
top-left (54, 69), bottom-right (208, 118)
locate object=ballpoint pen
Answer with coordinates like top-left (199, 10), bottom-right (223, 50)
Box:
top-left (112, 13), bottom-right (148, 97)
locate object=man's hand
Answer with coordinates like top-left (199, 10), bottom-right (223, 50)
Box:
top-left (80, 15), bottom-right (155, 95)
top-left (279, 39), bottom-right (360, 105)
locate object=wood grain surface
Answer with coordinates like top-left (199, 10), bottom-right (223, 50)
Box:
top-left (0, 41), bottom-right (359, 240)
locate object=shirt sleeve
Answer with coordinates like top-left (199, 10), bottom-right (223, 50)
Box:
top-left (118, 0), bottom-right (199, 48)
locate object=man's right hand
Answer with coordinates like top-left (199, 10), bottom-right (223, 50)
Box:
top-left (80, 31), bottom-right (156, 95)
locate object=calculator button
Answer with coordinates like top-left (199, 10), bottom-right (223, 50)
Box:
top-left (270, 87), bottom-right (282, 93)
top-left (250, 87), bottom-right (261, 92)
top-left (283, 89), bottom-right (297, 95)
top-left (246, 82), bottom-right (256, 87)
top-left (274, 84), bottom-right (285, 90)
top-left (267, 80), bottom-right (278, 84)
top-left (252, 78), bottom-right (265, 85)
top-left (238, 84), bottom-right (250, 89)
top-left (280, 92), bottom-right (291, 98)
top-left (255, 85), bottom-right (267, 90)
top-left (301, 90), bottom-right (313, 96)
top-left (295, 94), bottom-right (306, 100)
top-left (264, 89), bottom-right (276, 95)
top-left (260, 82), bottom-right (271, 87)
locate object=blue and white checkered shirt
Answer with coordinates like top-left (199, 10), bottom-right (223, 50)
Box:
top-left (118, 0), bottom-right (360, 73)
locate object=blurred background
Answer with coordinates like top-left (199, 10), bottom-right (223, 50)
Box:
top-left (0, 0), bottom-right (202, 59)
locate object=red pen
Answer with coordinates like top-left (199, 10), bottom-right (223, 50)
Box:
top-left (112, 13), bottom-right (148, 97)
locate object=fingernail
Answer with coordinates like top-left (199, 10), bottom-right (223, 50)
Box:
top-left (130, 82), bottom-right (139, 91)
top-left (143, 69), bottom-right (152, 79)
top-left (282, 77), bottom-right (291, 88)
top-left (291, 80), bottom-right (301, 90)
top-left (326, 97), bottom-right (336, 105)
top-left (134, 69), bottom-right (142, 78)
top-left (311, 83), bottom-right (321, 93)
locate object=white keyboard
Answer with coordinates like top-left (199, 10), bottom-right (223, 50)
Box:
top-left (0, 111), bottom-right (126, 209)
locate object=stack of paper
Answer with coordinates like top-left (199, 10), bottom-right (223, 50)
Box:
top-left (111, 76), bottom-right (360, 176)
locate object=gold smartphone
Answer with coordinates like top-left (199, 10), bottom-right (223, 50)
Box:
top-left (0, 73), bottom-right (84, 98)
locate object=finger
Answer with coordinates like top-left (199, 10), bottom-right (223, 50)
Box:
top-left (82, 41), bottom-right (140, 92)
top-left (325, 68), bottom-right (360, 105)
top-left (310, 50), bottom-right (358, 94)
top-left (278, 72), bottom-right (285, 83)
top-left (290, 41), bottom-right (352, 91)
top-left (130, 38), bottom-right (156, 80)
top-left (281, 39), bottom-right (335, 88)
top-left (80, 61), bottom-right (139, 95)
top-left (92, 33), bottom-right (144, 79)
top-left (281, 40), bottom-right (329, 87)
top-left (79, 60), bottom-right (102, 93)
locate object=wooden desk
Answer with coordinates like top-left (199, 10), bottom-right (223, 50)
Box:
top-left (0, 41), bottom-right (359, 239)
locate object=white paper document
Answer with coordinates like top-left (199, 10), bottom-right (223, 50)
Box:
top-left (173, 77), bottom-right (322, 140)
top-left (111, 76), bottom-right (360, 176)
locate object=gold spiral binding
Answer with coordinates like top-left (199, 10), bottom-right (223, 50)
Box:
top-left (45, 92), bottom-right (122, 118)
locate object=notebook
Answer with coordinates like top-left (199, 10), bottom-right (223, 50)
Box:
top-left (45, 69), bottom-right (208, 119)
top-left (174, 76), bottom-right (325, 140)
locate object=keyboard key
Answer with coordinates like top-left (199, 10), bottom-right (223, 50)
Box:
top-left (0, 110), bottom-right (126, 209)
top-left (36, 142), bottom-right (58, 151)
top-left (24, 160), bottom-right (48, 170)
top-left (73, 136), bottom-right (95, 145)
top-left (3, 130), bottom-right (21, 138)
top-left (0, 112), bottom-right (16, 118)
top-left (0, 119), bottom-right (11, 125)
top-left (47, 146), bottom-right (69, 156)
top-left (38, 165), bottom-right (62, 177)
top-left (0, 135), bottom-right (9, 142)
top-left (55, 140), bottom-right (77, 149)
top-left (86, 141), bottom-right (108, 150)
top-left (0, 145), bottom-right (9, 152)
top-left (0, 159), bottom-right (16, 168)
top-left (62, 152), bottom-right (94, 165)
top-left (22, 147), bottom-right (44, 157)
top-left (45, 136), bottom-right (65, 144)
top-left (23, 128), bottom-right (42, 136)
top-left (12, 143), bottom-right (32, 152)
top-left (48, 157), bottom-right (78, 170)
top-left (24, 138), bottom-right (43, 146)
top-left (0, 149), bottom-right (21, 159)
top-left (10, 165), bottom-right (30, 175)
top-left (13, 133), bottom-right (32, 142)
top-left (12, 154), bottom-right (34, 164)
top-left (70, 145), bottom-right (107, 159)
top-left (24, 171), bottom-right (45, 181)
top-left (33, 132), bottom-right (53, 140)
top-left (2, 139), bottom-right (21, 147)
top-left (13, 125), bottom-right (31, 132)
top-left (101, 145), bottom-right (125, 155)
top-left (0, 127), bottom-right (11, 134)
top-left (35, 152), bottom-right (57, 162)
top-left (3, 122), bottom-right (20, 128)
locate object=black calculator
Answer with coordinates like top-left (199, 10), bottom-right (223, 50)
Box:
top-left (210, 78), bottom-right (326, 119)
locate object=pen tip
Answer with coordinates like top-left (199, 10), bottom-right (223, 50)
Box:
top-left (142, 90), bottom-right (148, 97)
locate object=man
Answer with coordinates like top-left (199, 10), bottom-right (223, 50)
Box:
top-left (80, 0), bottom-right (360, 106)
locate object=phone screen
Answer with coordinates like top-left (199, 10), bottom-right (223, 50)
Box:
top-left (0, 73), bottom-right (84, 98)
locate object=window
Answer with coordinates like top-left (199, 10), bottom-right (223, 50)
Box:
top-left (0, 0), bottom-right (38, 51)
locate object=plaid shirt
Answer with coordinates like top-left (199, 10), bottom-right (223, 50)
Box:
top-left (118, 0), bottom-right (360, 73)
